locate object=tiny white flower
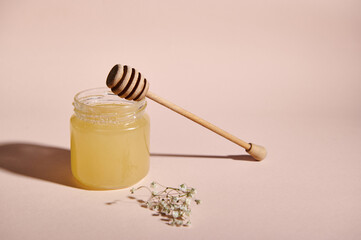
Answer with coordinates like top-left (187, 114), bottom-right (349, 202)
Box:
top-left (130, 188), bottom-right (135, 194)
top-left (172, 210), bottom-right (179, 218)
top-left (150, 181), bottom-right (157, 188)
top-left (176, 220), bottom-right (183, 226)
top-left (185, 198), bottom-right (191, 205)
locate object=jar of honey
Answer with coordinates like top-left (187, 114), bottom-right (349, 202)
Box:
top-left (70, 87), bottom-right (150, 189)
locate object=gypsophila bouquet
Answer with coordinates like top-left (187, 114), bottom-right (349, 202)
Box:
top-left (130, 181), bottom-right (201, 226)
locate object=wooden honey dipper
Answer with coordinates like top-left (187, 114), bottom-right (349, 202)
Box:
top-left (106, 64), bottom-right (267, 160)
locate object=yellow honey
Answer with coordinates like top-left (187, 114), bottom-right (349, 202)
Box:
top-left (70, 88), bottom-right (150, 189)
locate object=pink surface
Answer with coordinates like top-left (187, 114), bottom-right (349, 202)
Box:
top-left (1, 0), bottom-right (361, 239)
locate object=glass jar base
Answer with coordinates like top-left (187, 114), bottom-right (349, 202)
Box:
top-left (72, 170), bottom-right (149, 190)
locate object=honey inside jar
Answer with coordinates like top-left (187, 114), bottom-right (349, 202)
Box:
top-left (70, 88), bottom-right (150, 189)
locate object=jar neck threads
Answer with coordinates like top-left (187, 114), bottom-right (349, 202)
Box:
top-left (73, 87), bottom-right (146, 125)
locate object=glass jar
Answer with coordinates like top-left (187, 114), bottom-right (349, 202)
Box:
top-left (70, 87), bottom-right (150, 189)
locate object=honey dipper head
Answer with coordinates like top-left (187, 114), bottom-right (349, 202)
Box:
top-left (106, 64), bottom-right (149, 101)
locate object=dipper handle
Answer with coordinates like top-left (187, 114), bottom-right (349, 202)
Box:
top-left (106, 64), bottom-right (267, 160)
top-left (146, 91), bottom-right (267, 160)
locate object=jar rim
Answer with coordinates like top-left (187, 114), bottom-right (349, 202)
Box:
top-left (73, 87), bottom-right (147, 124)
top-left (74, 87), bottom-right (145, 106)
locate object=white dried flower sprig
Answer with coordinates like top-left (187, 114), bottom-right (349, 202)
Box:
top-left (130, 181), bottom-right (201, 226)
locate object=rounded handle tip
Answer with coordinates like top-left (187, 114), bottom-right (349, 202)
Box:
top-left (246, 143), bottom-right (267, 161)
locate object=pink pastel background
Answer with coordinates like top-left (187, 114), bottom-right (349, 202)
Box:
top-left (1, 0), bottom-right (360, 239)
